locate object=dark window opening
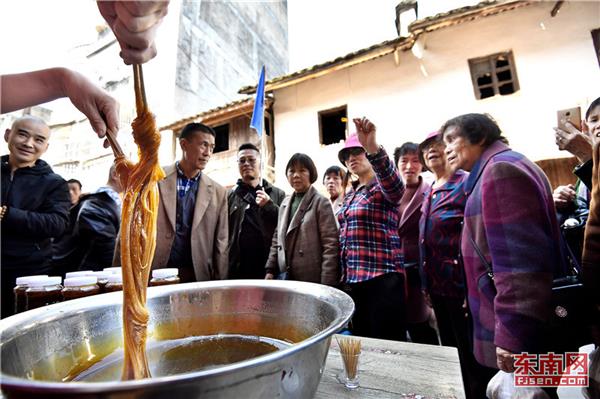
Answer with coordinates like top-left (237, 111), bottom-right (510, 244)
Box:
top-left (592, 28), bottom-right (600, 68)
top-left (477, 73), bottom-right (492, 85)
top-left (468, 51), bottom-right (519, 100)
top-left (498, 83), bottom-right (514, 95)
top-left (496, 70), bottom-right (512, 82)
top-left (318, 106), bottom-right (347, 145)
top-left (213, 124), bottom-right (229, 153)
top-left (496, 57), bottom-right (509, 68)
top-left (264, 116), bottom-right (271, 136)
top-left (480, 87), bottom-right (495, 99)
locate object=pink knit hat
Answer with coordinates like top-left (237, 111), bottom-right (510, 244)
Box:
top-left (338, 134), bottom-right (364, 165)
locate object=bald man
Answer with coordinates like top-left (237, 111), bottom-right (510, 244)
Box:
top-left (1, 116), bottom-right (70, 318)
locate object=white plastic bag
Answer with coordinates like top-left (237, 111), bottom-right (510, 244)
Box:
top-left (486, 371), bottom-right (550, 399)
top-left (584, 347), bottom-right (599, 399)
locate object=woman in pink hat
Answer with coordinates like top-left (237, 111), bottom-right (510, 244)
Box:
top-left (337, 117), bottom-right (407, 341)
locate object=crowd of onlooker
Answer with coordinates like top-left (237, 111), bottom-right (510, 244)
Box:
top-left (2, 98), bottom-right (599, 397)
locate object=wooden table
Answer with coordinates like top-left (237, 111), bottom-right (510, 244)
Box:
top-left (315, 335), bottom-right (466, 399)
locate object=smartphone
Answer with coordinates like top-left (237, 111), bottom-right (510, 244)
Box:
top-left (557, 107), bottom-right (582, 131)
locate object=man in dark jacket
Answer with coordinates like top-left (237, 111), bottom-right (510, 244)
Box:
top-left (228, 143), bottom-right (285, 279)
top-left (1, 116), bottom-right (70, 318)
top-left (52, 164), bottom-right (123, 274)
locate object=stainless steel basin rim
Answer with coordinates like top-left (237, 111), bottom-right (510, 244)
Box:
top-left (0, 280), bottom-right (355, 397)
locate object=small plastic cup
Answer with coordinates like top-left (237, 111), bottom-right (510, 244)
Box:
top-left (341, 352), bottom-right (360, 389)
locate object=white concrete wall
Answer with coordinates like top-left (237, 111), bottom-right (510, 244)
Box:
top-left (272, 1), bottom-right (600, 192)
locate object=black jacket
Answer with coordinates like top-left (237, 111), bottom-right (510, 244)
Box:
top-left (574, 159), bottom-right (592, 191)
top-left (1, 155), bottom-right (70, 273)
top-left (52, 190), bottom-right (121, 273)
top-left (227, 179), bottom-right (286, 278)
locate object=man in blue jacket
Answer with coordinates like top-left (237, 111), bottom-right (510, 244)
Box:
top-left (1, 116), bottom-right (70, 318)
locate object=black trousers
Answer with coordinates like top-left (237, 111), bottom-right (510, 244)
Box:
top-left (404, 265), bottom-right (438, 345)
top-left (431, 294), bottom-right (497, 399)
top-left (346, 272), bottom-right (407, 341)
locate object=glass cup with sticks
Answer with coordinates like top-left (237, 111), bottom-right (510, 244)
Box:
top-left (336, 336), bottom-right (361, 389)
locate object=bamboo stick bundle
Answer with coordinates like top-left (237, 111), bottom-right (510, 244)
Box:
top-left (336, 336), bottom-right (361, 380)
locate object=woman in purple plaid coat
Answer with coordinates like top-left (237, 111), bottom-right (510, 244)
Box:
top-left (441, 114), bottom-right (562, 394)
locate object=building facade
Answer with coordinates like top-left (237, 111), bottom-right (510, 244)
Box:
top-left (238, 0), bottom-right (599, 190)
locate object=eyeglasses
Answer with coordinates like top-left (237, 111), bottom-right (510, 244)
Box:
top-left (342, 148), bottom-right (365, 161)
top-left (238, 157), bottom-right (257, 165)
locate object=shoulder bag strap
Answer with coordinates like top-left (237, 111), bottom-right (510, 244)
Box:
top-left (469, 234), bottom-right (494, 280)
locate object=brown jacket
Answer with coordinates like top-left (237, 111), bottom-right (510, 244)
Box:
top-left (115, 164), bottom-right (228, 281)
top-left (265, 186), bottom-right (340, 286)
top-left (398, 176), bottom-right (428, 264)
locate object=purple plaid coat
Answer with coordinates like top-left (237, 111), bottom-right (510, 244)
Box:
top-left (462, 141), bottom-right (561, 369)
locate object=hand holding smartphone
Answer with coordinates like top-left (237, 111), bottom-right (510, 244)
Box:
top-left (557, 107), bottom-right (582, 131)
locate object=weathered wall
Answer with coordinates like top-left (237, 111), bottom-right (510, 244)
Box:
top-left (176, 0), bottom-right (288, 120)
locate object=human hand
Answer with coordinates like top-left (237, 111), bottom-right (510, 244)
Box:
top-left (352, 117), bottom-right (379, 154)
top-left (62, 70), bottom-right (120, 148)
top-left (554, 122), bottom-right (593, 163)
top-left (496, 347), bottom-right (515, 372)
top-left (265, 273), bottom-right (274, 280)
top-left (256, 190), bottom-right (271, 208)
top-left (97, 1), bottom-right (169, 65)
top-left (422, 290), bottom-right (433, 308)
top-left (552, 184), bottom-right (576, 209)
top-left (0, 206), bottom-right (7, 221)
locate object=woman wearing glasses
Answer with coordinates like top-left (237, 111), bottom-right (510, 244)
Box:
top-left (337, 117), bottom-right (406, 340)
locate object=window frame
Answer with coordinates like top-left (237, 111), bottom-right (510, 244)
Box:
top-left (468, 51), bottom-right (519, 100)
top-left (318, 105), bottom-right (348, 146)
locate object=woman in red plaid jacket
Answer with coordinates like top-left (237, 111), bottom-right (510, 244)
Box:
top-left (337, 117), bottom-right (407, 340)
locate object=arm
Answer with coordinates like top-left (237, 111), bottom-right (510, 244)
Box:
top-left (213, 193), bottom-right (229, 279)
top-left (265, 210), bottom-right (283, 277)
top-left (582, 142), bottom-right (600, 345)
top-left (317, 197), bottom-right (340, 286)
top-left (1, 68), bottom-right (119, 143)
top-left (482, 162), bottom-right (554, 355)
top-left (367, 147), bottom-right (404, 204)
top-left (352, 117), bottom-right (404, 204)
top-left (554, 123), bottom-right (592, 164)
top-left (3, 179), bottom-right (70, 238)
top-left (574, 160), bottom-right (593, 191)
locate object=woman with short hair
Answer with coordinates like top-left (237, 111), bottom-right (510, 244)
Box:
top-left (441, 113), bottom-right (562, 396)
top-left (265, 153), bottom-right (340, 285)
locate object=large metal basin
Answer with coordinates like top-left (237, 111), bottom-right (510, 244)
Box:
top-left (0, 280), bottom-right (354, 398)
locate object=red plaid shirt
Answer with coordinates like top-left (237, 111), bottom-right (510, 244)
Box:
top-left (338, 147), bottom-right (405, 283)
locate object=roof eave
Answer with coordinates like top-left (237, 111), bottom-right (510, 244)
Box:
top-left (238, 38), bottom-right (413, 95)
top-left (409, 0), bottom-right (532, 35)
top-left (159, 97), bottom-right (274, 132)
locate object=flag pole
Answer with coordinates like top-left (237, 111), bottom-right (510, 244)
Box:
top-left (250, 65), bottom-right (266, 188)
top-left (260, 109), bottom-right (266, 187)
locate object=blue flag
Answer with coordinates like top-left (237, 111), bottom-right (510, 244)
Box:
top-left (250, 66), bottom-right (266, 138)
